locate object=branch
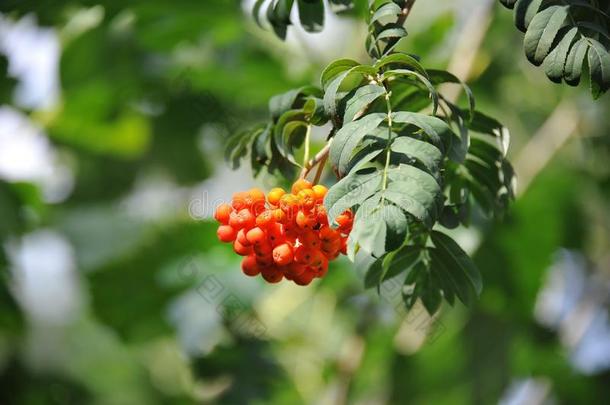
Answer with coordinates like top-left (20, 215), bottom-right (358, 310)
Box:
top-left (300, 143), bottom-right (331, 179)
top-left (301, 0), bottom-right (418, 182)
top-left (397, 0), bottom-right (417, 25)
top-left (441, 0), bottom-right (494, 103)
top-left (514, 100), bottom-right (581, 195)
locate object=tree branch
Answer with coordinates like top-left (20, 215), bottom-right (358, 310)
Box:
top-left (301, 0), bottom-right (418, 182)
top-left (397, 0), bottom-right (417, 26)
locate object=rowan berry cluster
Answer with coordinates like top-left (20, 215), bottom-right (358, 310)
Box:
top-left (214, 179), bottom-right (353, 285)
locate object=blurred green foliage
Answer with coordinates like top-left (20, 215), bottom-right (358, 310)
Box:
top-left (0, 0), bottom-right (609, 404)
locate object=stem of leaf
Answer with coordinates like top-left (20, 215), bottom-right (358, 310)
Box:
top-left (300, 139), bottom-right (331, 180)
top-left (381, 88), bottom-right (393, 197)
top-left (303, 123), bottom-right (311, 169)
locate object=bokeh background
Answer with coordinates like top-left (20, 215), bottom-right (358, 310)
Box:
top-left (1, 0), bottom-right (610, 404)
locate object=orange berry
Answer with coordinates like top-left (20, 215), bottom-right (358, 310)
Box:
top-left (294, 246), bottom-right (317, 265)
top-left (241, 255), bottom-right (260, 277)
top-left (321, 238), bottom-right (341, 254)
top-left (232, 192), bottom-right (248, 211)
top-left (319, 226), bottom-right (340, 243)
top-left (279, 194), bottom-right (299, 214)
top-left (296, 210), bottom-right (316, 229)
top-left (340, 238), bottom-right (348, 255)
top-left (267, 188), bottom-right (286, 206)
top-left (312, 184), bottom-right (328, 201)
top-left (335, 213), bottom-right (352, 228)
top-left (228, 211), bottom-right (240, 229)
top-left (234, 239), bottom-right (253, 256)
top-left (261, 266), bottom-right (283, 283)
top-left (247, 188), bottom-right (266, 214)
top-left (214, 203), bottom-right (232, 224)
top-left (248, 188), bottom-right (266, 202)
top-left (246, 227), bottom-right (266, 245)
top-left (217, 225), bottom-right (237, 243)
top-left (313, 261), bottom-right (329, 278)
top-left (300, 231), bottom-right (320, 249)
top-left (254, 241), bottom-right (273, 255)
top-left (297, 189), bottom-right (316, 209)
top-left (267, 223), bottom-right (285, 245)
top-left (236, 209), bottom-right (255, 230)
top-left (271, 208), bottom-right (286, 223)
top-left (272, 243), bottom-right (294, 266)
top-left (256, 210), bottom-right (275, 228)
top-left (316, 206), bottom-right (329, 226)
top-left (256, 254), bottom-right (274, 267)
top-left (236, 229), bottom-right (251, 246)
top-left (309, 249), bottom-right (327, 268)
top-left (291, 178), bottom-right (313, 194)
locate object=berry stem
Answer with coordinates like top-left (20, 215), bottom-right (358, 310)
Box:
top-left (300, 140), bottom-right (331, 180)
top-left (303, 123), bottom-right (312, 169)
top-left (381, 85), bottom-right (393, 197)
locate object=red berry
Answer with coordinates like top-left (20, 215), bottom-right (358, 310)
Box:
top-left (236, 229), bottom-right (251, 246)
top-left (242, 255), bottom-right (260, 276)
top-left (214, 203), bottom-right (232, 224)
top-left (294, 246), bottom-right (317, 265)
top-left (293, 270), bottom-right (315, 286)
top-left (232, 192), bottom-right (248, 211)
top-left (261, 266), bottom-right (283, 283)
top-left (217, 225), bottom-right (237, 243)
top-left (267, 223), bottom-right (285, 245)
top-left (246, 227), bottom-right (267, 245)
top-left (236, 209), bottom-right (256, 230)
top-left (300, 231), bottom-right (320, 249)
top-left (284, 262), bottom-right (307, 277)
top-left (256, 210), bottom-right (275, 228)
top-left (233, 240), bottom-right (253, 256)
top-left (296, 210), bottom-right (316, 229)
top-left (272, 243), bottom-right (294, 266)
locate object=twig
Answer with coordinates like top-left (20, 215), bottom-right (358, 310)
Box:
top-left (397, 0), bottom-right (417, 25)
top-left (300, 142), bottom-right (331, 179)
top-left (513, 100), bottom-right (580, 195)
top-left (441, 0), bottom-right (494, 103)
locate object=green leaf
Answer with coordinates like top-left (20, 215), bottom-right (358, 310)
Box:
top-left (564, 37), bottom-right (588, 85)
top-left (514, 0), bottom-right (543, 31)
top-left (324, 168), bottom-right (382, 223)
top-left (330, 112), bottom-right (387, 176)
top-left (588, 38), bottom-right (610, 99)
top-left (348, 197), bottom-right (407, 258)
top-left (381, 245), bottom-right (421, 282)
top-left (269, 86), bottom-right (321, 120)
top-left (426, 69), bottom-right (475, 119)
top-left (385, 164), bottom-right (442, 227)
top-left (503, 0), bottom-right (610, 98)
top-left (323, 65), bottom-right (375, 122)
top-left (419, 269), bottom-right (443, 315)
top-left (321, 59), bottom-right (360, 89)
top-left (523, 5), bottom-right (568, 66)
top-left (391, 112), bottom-right (462, 161)
top-left (364, 258), bottom-right (385, 289)
top-left (343, 84), bottom-right (386, 123)
top-left (297, 0), bottom-right (324, 33)
top-left (543, 27), bottom-right (578, 82)
top-left (383, 69), bottom-right (439, 115)
top-left (430, 231), bottom-right (482, 295)
top-left (370, 2), bottom-right (401, 24)
top-left (391, 135), bottom-right (443, 176)
top-left (373, 53), bottom-right (428, 77)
